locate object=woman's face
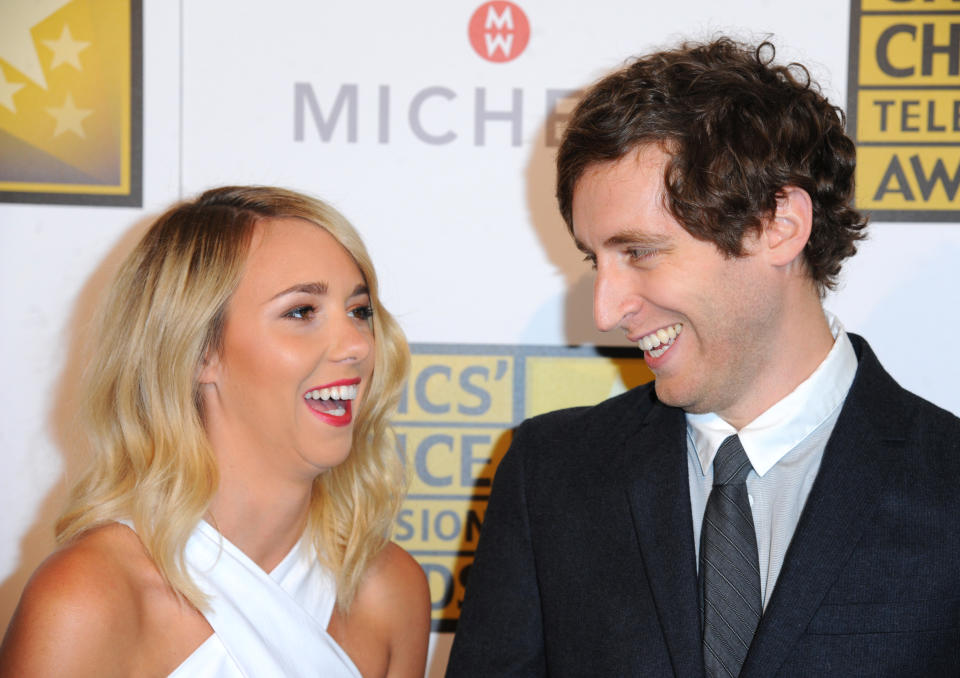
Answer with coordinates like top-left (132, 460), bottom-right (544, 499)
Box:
top-left (200, 217), bottom-right (375, 481)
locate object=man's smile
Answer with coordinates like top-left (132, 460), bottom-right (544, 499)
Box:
top-left (637, 323), bottom-right (683, 358)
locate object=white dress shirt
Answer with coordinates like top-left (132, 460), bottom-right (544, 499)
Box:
top-left (686, 312), bottom-right (858, 608)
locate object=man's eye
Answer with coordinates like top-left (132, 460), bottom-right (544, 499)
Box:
top-left (348, 305), bottom-right (374, 321)
top-left (627, 248), bottom-right (656, 261)
top-left (582, 254), bottom-right (597, 270)
top-left (284, 305), bottom-right (316, 320)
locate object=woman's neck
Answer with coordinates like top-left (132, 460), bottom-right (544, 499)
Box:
top-left (205, 471), bottom-right (313, 573)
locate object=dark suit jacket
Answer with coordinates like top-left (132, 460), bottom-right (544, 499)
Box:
top-left (446, 335), bottom-right (960, 677)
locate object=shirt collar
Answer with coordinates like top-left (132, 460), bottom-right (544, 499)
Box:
top-left (687, 311), bottom-right (858, 478)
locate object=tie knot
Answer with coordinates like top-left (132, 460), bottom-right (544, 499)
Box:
top-left (712, 435), bottom-right (752, 486)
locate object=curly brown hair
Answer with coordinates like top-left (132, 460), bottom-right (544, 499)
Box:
top-left (556, 37), bottom-right (867, 295)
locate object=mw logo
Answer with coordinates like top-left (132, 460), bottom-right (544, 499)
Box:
top-left (483, 5), bottom-right (516, 58)
top-left (468, 2), bottom-right (530, 64)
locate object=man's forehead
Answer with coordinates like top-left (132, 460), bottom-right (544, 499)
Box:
top-left (570, 148), bottom-right (676, 254)
top-left (571, 147), bottom-right (671, 211)
top-left (579, 142), bottom-right (672, 185)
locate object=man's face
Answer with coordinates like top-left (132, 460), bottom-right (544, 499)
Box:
top-left (571, 145), bottom-right (783, 425)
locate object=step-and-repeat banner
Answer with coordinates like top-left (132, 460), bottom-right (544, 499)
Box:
top-left (1, 1), bottom-right (957, 674)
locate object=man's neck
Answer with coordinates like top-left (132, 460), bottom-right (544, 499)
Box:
top-left (718, 295), bottom-right (835, 430)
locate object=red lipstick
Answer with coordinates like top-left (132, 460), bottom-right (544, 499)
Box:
top-left (303, 378), bottom-right (361, 427)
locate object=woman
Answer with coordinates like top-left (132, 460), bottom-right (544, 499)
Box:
top-left (0, 187), bottom-right (430, 677)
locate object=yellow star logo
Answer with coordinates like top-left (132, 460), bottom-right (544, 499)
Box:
top-left (0, 0), bottom-right (73, 89)
top-left (46, 91), bottom-right (92, 138)
top-left (0, 69), bottom-right (26, 113)
top-left (42, 24), bottom-right (91, 71)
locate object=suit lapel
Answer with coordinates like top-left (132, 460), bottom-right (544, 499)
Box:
top-left (742, 337), bottom-right (911, 676)
top-left (622, 398), bottom-right (703, 678)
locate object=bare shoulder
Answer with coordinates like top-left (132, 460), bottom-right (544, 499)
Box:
top-left (357, 542), bottom-right (430, 628)
top-left (336, 542), bottom-right (430, 678)
top-left (0, 523), bottom-right (153, 677)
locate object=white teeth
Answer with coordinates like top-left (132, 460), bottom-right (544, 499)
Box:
top-left (328, 406), bottom-right (346, 416)
top-left (638, 324), bottom-right (682, 356)
top-left (305, 384), bottom-right (358, 401)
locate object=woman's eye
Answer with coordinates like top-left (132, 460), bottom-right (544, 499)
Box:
top-left (284, 305), bottom-right (316, 320)
top-left (348, 305), bottom-right (374, 321)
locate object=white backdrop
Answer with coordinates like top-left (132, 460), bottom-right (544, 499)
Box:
top-left (2, 1), bottom-right (958, 675)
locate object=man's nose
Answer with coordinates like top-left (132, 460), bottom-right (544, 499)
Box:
top-left (593, 262), bottom-right (641, 333)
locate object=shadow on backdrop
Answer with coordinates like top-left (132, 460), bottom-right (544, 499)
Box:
top-left (0, 215), bottom-right (155, 633)
top-left (521, 89), bottom-right (636, 350)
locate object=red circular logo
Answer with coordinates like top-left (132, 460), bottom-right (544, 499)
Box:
top-left (468, 2), bottom-right (530, 63)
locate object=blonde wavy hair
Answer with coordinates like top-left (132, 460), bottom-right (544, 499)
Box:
top-left (56, 186), bottom-right (410, 610)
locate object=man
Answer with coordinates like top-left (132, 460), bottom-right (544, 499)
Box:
top-left (447, 37), bottom-right (960, 677)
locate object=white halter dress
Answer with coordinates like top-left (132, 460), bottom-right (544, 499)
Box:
top-left (166, 520), bottom-right (361, 677)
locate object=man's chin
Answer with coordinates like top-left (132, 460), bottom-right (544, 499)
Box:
top-left (653, 379), bottom-right (702, 413)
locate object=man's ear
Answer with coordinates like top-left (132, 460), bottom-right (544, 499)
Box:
top-left (763, 185), bottom-right (812, 268)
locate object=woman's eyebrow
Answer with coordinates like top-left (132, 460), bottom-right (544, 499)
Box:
top-left (270, 281), bottom-right (328, 300)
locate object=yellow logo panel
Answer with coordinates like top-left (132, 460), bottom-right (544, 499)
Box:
top-left (862, 0), bottom-right (958, 10)
top-left (0, 0), bottom-right (141, 205)
top-left (395, 344), bottom-right (652, 630)
top-left (847, 1), bottom-right (960, 220)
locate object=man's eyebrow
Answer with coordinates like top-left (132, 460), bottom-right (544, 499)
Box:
top-left (573, 230), bottom-right (670, 256)
top-left (604, 230), bottom-right (671, 248)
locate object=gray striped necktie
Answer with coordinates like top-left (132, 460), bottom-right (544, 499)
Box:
top-left (700, 434), bottom-right (761, 678)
